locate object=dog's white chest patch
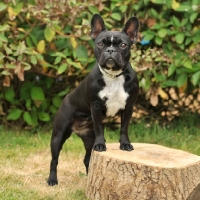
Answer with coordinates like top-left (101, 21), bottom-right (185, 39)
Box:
top-left (98, 75), bottom-right (129, 117)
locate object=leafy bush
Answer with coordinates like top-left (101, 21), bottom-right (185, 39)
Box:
top-left (129, 0), bottom-right (200, 121)
top-left (0, 0), bottom-right (199, 128)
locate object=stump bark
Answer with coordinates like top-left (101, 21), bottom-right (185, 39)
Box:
top-left (86, 143), bottom-right (200, 200)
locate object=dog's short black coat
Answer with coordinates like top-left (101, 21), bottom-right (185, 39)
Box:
top-left (48, 14), bottom-right (139, 186)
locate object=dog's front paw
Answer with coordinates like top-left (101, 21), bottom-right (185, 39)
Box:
top-left (93, 143), bottom-right (107, 152)
top-left (120, 143), bottom-right (134, 151)
top-left (47, 178), bottom-right (58, 186)
top-left (47, 173), bottom-right (58, 186)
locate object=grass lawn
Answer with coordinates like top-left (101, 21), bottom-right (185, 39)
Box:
top-left (0, 114), bottom-right (200, 199)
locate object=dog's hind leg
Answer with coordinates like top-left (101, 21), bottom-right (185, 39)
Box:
top-left (48, 128), bottom-right (72, 186)
top-left (78, 130), bottom-right (95, 174)
top-left (47, 103), bottom-right (74, 186)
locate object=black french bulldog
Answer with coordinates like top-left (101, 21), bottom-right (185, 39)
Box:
top-left (48, 14), bottom-right (139, 186)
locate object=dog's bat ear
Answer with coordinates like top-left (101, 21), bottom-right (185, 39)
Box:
top-left (90, 14), bottom-right (106, 40)
top-left (122, 17), bottom-right (139, 44)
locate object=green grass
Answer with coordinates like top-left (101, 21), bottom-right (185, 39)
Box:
top-left (106, 113), bottom-right (200, 155)
top-left (0, 113), bottom-right (200, 199)
top-left (0, 132), bottom-right (88, 200)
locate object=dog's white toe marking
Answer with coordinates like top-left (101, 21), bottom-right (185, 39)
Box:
top-left (99, 75), bottom-right (129, 117)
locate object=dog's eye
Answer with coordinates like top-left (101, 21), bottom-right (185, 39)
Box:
top-left (120, 43), bottom-right (127, 49)
top-left (97, 42), bottom-right (104, 47)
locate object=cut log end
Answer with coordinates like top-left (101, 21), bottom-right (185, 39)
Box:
top-left (86, 143), bottom-right (200, 200)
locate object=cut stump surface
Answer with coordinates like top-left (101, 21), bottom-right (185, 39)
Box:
top-left (86, 143), bottom-right (200, 200)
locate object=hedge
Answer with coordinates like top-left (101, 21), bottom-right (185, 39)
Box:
top-left (0, 0), bottom-right (200, 128)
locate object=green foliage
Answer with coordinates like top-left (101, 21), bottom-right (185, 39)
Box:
top-left (0, 0), bottom-right (200, 127)
top-left (136, 1), bottom-right (200, 88)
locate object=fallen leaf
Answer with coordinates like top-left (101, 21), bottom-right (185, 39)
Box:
top-left (178, 81), bottom-right (187, 93)
top-left (50, 43), bottom-right (57, 51)
top-left (14, 63), bottom-right (24, 81)
top-left (147, 18), bottom-right (156, 28)
top-left (3, 75), bottom-right (10, 87)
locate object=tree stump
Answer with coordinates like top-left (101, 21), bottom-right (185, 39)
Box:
top-left (86, 143), bottom-right (200, 200)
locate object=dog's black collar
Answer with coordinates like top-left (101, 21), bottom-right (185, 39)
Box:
top-left (98, 64), bottom-right (126, 79)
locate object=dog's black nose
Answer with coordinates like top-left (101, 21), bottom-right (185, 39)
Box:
top-left (106, 47), bottom-right (115, 54)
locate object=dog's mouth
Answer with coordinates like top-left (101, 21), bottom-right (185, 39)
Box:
top-left (98, 50), bottom-right (126, 71)
top-left (105, 58), bottom-right (121, 71)
top-left (99, 58), bottom-right (125, 78)
top-left (106, 58), bottom-right (115, 68)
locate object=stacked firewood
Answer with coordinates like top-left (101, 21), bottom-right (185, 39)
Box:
top-left (132, 87), bottom-right (200, 122)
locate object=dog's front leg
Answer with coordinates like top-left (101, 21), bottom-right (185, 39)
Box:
top-left (91, 103), bottom-right (106, 151)
top-left (119, 105), bottom-right (134, 151)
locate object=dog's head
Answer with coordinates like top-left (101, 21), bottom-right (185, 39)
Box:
top-left (90, 14), bottom-right (139, 76)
